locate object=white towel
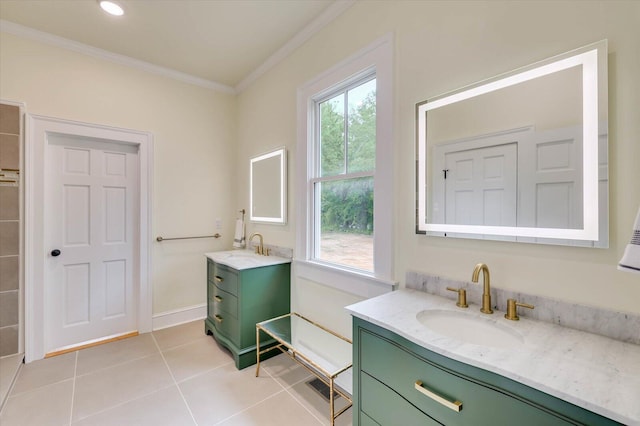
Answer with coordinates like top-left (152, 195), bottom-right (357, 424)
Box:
top-left (232, 218), bottom-right (245, 249)
top-left (618, 206), bottom-right (640, 274)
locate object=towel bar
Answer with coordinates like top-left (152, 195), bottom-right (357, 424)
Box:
top-left (156, 234), bottom-right (221, 242)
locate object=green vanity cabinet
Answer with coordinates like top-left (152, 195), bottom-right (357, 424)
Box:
top-left (205, 258), bottom-right (290, 369)
top-left (353, 317), bottom-right (621, 426)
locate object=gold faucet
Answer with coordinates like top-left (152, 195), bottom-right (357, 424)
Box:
top-left (248, 232), bottom-right (266, 255)
top-left (471, 263), bottom-right (493, 314)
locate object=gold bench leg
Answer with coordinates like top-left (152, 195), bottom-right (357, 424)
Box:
top-left (330, 377), bottom-right (335, 426)
top-left (255, 326), bottom-right (261, 377)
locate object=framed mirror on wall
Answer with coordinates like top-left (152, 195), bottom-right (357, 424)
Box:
top-left (416, 40), bottom-right (608, 247)
top-left (250, 147), bottom-right (287, 224)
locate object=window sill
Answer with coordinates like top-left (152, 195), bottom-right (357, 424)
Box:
top-left (293, 259), bottom-right (397, 298)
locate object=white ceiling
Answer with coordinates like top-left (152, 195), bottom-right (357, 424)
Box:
top-left (0, 0), bottom-right (350, 92)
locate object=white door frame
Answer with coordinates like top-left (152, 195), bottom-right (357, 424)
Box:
top-left (25, 114), bottom-right (153, 363)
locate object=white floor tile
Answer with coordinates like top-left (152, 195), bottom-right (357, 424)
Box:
top-left (163, 335), bottom-right (234, 382)
top-left (10, 351), bottom-right (75, 396)
top-left (0, 379), bottom-right (73, 426)
top-left (75, 333), bottom-right (158, 376)
top-left (72, 385), bottom-right (195, 426)
top-left (0, 321), bottom-right (337, 425)
top-left (217, 390), bottom-right (324, 426)
top-left (153, 320), bottom-right (207, 351)
top-left (0, 353), bottom-right (22, 408)
top-left (72, 353), bottom-right (174, 422)
top-left (179, 362), bottom-right (285, 426)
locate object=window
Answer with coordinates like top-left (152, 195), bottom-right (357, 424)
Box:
top-left (314, 77), bottom-right (376, 271)
top-left (296, 35), bottom-right (394, 294)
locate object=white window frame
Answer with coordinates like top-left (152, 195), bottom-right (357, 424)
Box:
top-left (296, 34), bottom-right (396, 297)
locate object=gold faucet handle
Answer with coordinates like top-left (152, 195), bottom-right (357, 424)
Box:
top-left (504, 299), bottom-right (534, 321)
top-left (446, 287), bottom-right (468, 308)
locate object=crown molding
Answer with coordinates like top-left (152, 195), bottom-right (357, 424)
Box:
top-left (234, 0), bottom-right (356, 93)
top-left (0, 19), bottom-right (236, 94)
top-left (1, 0), bottom-right (355, 96)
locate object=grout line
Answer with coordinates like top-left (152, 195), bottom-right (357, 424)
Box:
top-left (3, 339), bottom-right (202, 400)
top-left (68, 335), bottom-right (197, 423)
top-left (68, 351), bottom-right (78, 426)
top-left (72, 334), bottom-right (160, 378)
top-left (73, 351), bottom-right (159, 379)
top-left (210, 356), bottom-right (312, 425)
top-left (150, 332), bottom-right (198, 426)
top-left (152, 334), bottom-right (210, 354)
top-left (0, 355), bottom-right (23, 412)
top-left (6, 377), bottom-right (75, 399)
top-left (212, 387), bottom-right (288, 425)
top-left (172, 360), bottom-right (234, 385)
top-left (70, 383), bottom-right (176, 423)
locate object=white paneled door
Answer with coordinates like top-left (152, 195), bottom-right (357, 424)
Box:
top-left (44, 134), bottom-right (139, 353)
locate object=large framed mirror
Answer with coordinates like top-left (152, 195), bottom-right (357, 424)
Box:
top-left (416, 40), bottom-right (608, 247)
top-left (250, 147), bottom-right (287, 224)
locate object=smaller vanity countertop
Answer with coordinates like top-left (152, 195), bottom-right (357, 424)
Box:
top-left (346, 289), bottom-right (640, 425)
top-left (205, 250), bottom-right (291, 270)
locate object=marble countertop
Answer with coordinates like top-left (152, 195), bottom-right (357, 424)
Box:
top-left (205, 250), bottom-right (291, 270)
top-left (346, 289), bottom-right (640, 425)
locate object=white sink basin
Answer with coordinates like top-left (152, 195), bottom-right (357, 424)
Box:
top-left (416, 309), bottom-right (524, 349)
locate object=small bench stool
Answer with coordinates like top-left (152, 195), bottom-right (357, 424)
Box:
top-left (256, 312), bottom-right (352, 425)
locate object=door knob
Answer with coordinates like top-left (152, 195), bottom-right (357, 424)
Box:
top-left (51, 249), bottom-right (61, 257)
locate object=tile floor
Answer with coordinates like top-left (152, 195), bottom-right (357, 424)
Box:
top-left (0, 352), bottom-right (22, 407)
top-left (0, 321), bottom-right (352, 426)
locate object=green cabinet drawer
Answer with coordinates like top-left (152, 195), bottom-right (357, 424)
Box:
top-left (212, 308), bottom-right (240, 346)
top-left (360, 328), bottom-right (573, 426)
top-left (212, 263), bottom-right (238, 296)
top-left (212, 286), bottom-right (238, 318)
top-left (360, 371), bottom-right (441, 426)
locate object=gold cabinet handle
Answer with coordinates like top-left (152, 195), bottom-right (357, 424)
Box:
top-left (414, 380), bottom-right (462, 412)
top-left (214, 276), bottom-right (223, 283)
top-left (214, 296), bottom-right (223, 302)
top-left (214, 315), bottom-right (223, 323)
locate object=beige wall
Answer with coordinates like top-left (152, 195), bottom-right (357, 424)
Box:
top-left (1, 1), bottom-right (638, 339)
top-left (237, 1), bottom-right (640, 337)
top-left (0, 33), bottom-right (237, 315)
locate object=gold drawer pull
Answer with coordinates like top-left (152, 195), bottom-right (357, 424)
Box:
top-left (214, 296), bottom-right (223, 302)
top-left (415, 380), bottom-right (462, 412)
top-left (214, 276), bottom-right (223, 283)
top-left (214, 315), bottom-right (223, 323)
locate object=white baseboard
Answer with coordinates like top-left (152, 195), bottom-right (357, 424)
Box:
top-left (152, 303), bottom-right (206, 331)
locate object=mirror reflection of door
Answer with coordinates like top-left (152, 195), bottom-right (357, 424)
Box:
top-left (444, 143), bottom-right (517, 228)
top-left (416, 40), bottom-right (607, 246)
top-left (518, 126), bottom-right (584, 245)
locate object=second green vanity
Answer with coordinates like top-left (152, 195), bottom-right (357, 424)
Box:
top-left (353, 317), bottom-right (619, 425)
top-left (347, 290), bottom-right (639, 425)
top-left (204, 251), bottom-right (290, 369)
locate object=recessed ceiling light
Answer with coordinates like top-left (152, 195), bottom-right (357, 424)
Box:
top-left (99, 1), bottom-right (124, 16)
